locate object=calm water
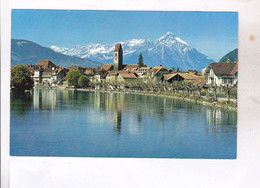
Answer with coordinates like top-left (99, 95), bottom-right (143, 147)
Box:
top-left (10, 89), bottom-right (237, 159)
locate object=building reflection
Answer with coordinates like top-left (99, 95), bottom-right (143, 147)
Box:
top-left (30, 89), bottom-right (237, 136)
top-left (94, 92), bottom-right (101, 110)
top-left (33, 89), bottom-right (57, 110)
top-left (137, 109), bottom-right (142, 124)
top-left (205, 107), bottom-right (237, 134)
top-left (113, 109), bottom-right (122, 135)
top-left (93, 92), bottom-right (125, 135)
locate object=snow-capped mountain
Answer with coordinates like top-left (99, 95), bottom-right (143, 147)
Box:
top-left (51, 32), bottom-right (215, 71)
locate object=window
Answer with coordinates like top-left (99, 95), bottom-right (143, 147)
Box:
top-left (222, 78), bottom-right (233, 85)
top-left (210, 78), bottom-right (214, 84)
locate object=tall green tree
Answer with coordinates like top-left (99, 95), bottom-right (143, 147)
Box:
top-left (11, 65), bottom-right (33, 91)
top-left (138, 53), bottom-right (144, 67)
top-left (78, 75), bottom-right (90, 88)
top-left (171, 66), bottom-right (176, 71)
top-left (67, 69), bottom-right (83, 87)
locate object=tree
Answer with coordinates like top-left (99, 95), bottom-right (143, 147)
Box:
top-left (78, 75), bottom-right (90, 88)
top-left (222, 83), bottom-right (237, 102)
top-left (138, 53), bottom-right (144, 67)
top-left (210, 84), bottom-right (218, 101)
top-left (11, 65), bottom-right (33, 91)
top-left (67, 69), bottom-right (83, 87)
top-left (171, 66), bottom-right (176, 71)
top-left (176, 67), bottom-right (180, 72)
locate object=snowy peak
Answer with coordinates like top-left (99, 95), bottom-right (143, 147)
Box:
top-left (50, 32), bottom-right (214, 70)
top-left (50, 45), bottom-right (69, 53)
top-left (123, 38), bottom-right (151, 47)
top-left (158, 31), bottom-right (177, 40)
top-left (156, 31), bottom-right (188, 47)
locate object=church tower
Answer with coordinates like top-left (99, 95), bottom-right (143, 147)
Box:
top-left (114, 43), bottom-right (123, 71)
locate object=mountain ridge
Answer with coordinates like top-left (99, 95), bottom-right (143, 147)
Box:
top-left (51, 32), bottom-right (215, 71)
top-left (11, 39), bottom-right (102, 68)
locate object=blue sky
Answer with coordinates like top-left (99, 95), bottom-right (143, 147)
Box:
top-left (11, 10), bottom-right (238, 61)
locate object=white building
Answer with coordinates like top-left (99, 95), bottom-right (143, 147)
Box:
top-left (33, 60), bottom-right (67, 86)
top-left (207, 62), bottom-right (238, 86)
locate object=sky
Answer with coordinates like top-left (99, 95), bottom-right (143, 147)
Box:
top-left (11, 10), bottom-right (238, 61)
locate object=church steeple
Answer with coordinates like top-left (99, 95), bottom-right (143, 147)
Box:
top-left (114, 43), bottom-right (123, 71)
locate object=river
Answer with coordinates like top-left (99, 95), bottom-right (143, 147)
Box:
top-left (10, 88), bottom-right (237, 159)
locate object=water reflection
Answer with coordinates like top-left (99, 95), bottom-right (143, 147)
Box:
top-left (113, 109), bottom-right (122, 135)
top-left (10, 92), bottom-right (33, 115)
top-left (11, 89), bottom-right (237, 136)
top-left (33, 89), bottom-right (57, 110)
top-left (205, 107), bottom-right (237, 134)
top-left (11, 89), bottom-right (237, 158)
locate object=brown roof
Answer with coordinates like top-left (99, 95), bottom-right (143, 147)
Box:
top-left (119, 73), bottom-right (137, 79)
top-left (140, 67), bottom-right (151, 70)
top-left (84, 69), bottom-right (95, 76)
top-left (123, 64), bottom-right (139, 70)
top-left (210, 63), bottom-right (238, 75)
top-left (108, 71), bottom-right (119, 76)
top-left (56, 68), bottom-right (68, 73)
top-left (35, 60), bottom-right (57, 69)
top-left (98, 64), bottom-right (113, 71)
top-left (153, 66), bottom-right (168, 75)
top-left (114, 43), bottom-right (122, 52)
top-left (163, 72), bottom-right (206, 86)
top-left (187, 77), bottom-right (208, 87)
top-left (153, 66), bottom-right (167, 69)
top-left (178, 73), bottom-right (201, 80)
top-left (163, 73), bottom-right (178, 81)
top-left (34, 66), bottom-right (43, 71)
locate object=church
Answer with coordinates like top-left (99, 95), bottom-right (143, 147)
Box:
top-left (113, 43), bottom-right (123, 71)
top-left (112, 42), bottom-right (146, 71)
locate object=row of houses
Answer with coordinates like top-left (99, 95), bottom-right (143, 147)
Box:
top-left (28, 59), bottom-right (173, 86)
top-left (162, 62), bottom-right (238, 87)
top-left (28, 43), bottom-right (238, 87)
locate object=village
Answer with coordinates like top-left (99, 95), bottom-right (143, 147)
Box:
top-left (13, 42), bottom-right (238, 108)
top-left (7, 10), bottom-right (242, 176)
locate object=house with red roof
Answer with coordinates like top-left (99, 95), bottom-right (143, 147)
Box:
top-left (207, 62), bottom-right (238, 86)
top-left (162, 73), bottom-right (184, 83)
top-left (83, 68), bottom-right (95, 82)
top-left (33, 60), bottom-right (67, 86)
top-left (98, 64), bottom-right (114, 71)
top-left (162, 72), bottom-right (207, 87)
top-left (147, 65), bottom-right (170, 82)
top-left (117, 72), bottom-right (139, 82)
top-left (106, 71), bottom-right (129, 83)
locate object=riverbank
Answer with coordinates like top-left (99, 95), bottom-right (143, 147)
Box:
top-left (66, 87), bottom-right (237, 111)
